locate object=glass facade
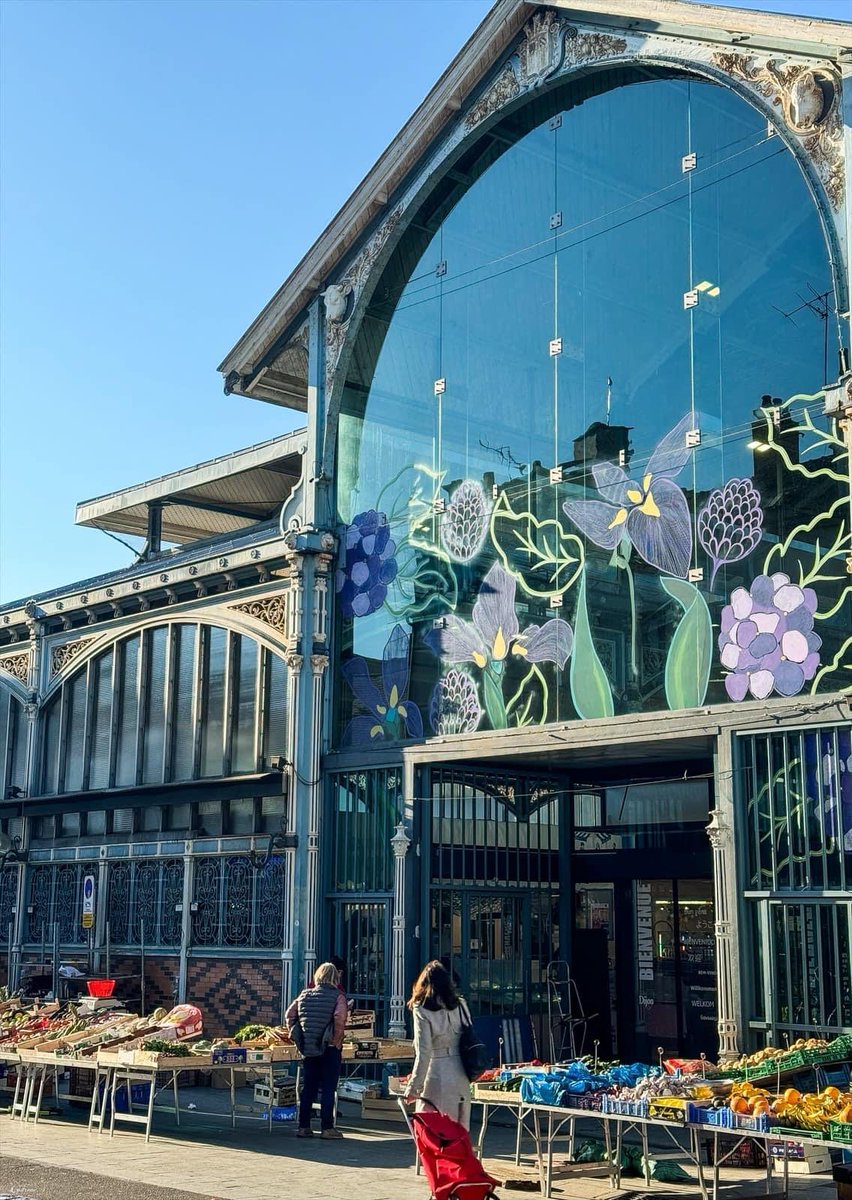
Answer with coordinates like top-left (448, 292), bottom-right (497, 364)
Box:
top-left (39, 622), bottom-right (288, 794)
top-left (334, 70), bottom-right (849, 745)
top-left (0, 684), bottom-right (27, 797)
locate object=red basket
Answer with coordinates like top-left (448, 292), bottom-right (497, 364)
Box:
top-left (86, 979), bottom-right (116, 998)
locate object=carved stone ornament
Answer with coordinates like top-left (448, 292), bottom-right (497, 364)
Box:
top-left (324, 206), bottom-right (404, 395)
top-left (230, 593), bottom-right (288, 633)
top-left (284, 651), bottom-right (304, 674)
top-left (517, 10), bottom-right (566, 88)
top-left (0, 651), bottom-right (29, 685)
top-left (712, 53), bottom-right (843, 209)
top-left (50, 638), bottom-right (93, 678)
top-left (465, 64), bottom-right (522, 131)
top-left (310, 653), bottom-right (329, 676)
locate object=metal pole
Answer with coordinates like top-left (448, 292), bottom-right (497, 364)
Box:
top-left (140, 919), bottom-right (146, 1016)
top-left (5, 921), bottom-right (11, 989)
top-left (105, 922), bottom-right (111, 980)
top-left (40, 923), bottom-right (45, 970)
top-left (51, 922), bottom-right (59, 1000)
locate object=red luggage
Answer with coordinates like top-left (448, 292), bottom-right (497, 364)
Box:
top-left (407, 1103), bottom-right (500, 1200)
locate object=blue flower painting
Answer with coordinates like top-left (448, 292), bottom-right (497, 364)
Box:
top-left (341, 624), bottom-right (423, 745)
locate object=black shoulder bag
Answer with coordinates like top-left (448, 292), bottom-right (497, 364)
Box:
top-left (457, 1000), bottom-right (490, 1081)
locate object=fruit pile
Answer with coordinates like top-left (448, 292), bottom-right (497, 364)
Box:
top-left (724, 1083), bottom-right (852, 1131)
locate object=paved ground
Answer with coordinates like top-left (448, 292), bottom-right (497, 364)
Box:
top-left (0, 1091), bottom-right (843, 1200)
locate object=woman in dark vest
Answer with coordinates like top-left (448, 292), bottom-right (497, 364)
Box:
top-left (286, 961), bottom-right (348, 1138)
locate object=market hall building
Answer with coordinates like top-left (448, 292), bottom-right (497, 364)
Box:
top-left (1, 0), bottom-right (851, 1054)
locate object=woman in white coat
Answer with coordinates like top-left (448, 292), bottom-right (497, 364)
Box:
top-left (404, 960), bottom-right (472, 1130)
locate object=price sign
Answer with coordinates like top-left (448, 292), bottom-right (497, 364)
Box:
top-left (82, 873), bottom-right (96, 930)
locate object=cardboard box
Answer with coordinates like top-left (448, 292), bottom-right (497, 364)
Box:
top-left (361, 1096), bottom-right (407, 1123)
top-left (254, 1081), bottom-right (297, 1107)
top-left (785, 1154), bottom-right (832, 1175)
top-left (212, 1047), bottom-right (247, 1065)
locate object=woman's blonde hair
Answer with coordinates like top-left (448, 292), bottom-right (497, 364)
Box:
top-left (314, 962), bottom-right (340, 987)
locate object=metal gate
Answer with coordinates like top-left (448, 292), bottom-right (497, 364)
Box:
top-left (334, 899), bottom-right (391, 1029)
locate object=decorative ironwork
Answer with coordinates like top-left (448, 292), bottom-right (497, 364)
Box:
top-left (223, 856), bottom-right (252, 946)
top-left (161, 859), bottom-right (184, 946)
top-left (25, 863), bottom-right (95, 945)
top-left (0, 652), bottom-right (29, 685)
top-left (230, 593), bottom-right (288, 633)
top-left (256, 856), bottom-right (286, 948)
top-left (106, 859), bottom-right (185, 947)
top-left (0, 864), bottom-right (17, 938)
top-left (191, 857), bottom-right (221, 945)
top-left (107, 862), bottom-right (132, 944)
top-left (56, 865), bottom-right (82, 943)
top-left (50, 638), bottom-right (93, 678)
top-left (26, 866), bottom-right (53, 942)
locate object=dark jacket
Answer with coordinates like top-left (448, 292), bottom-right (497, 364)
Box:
top-left (286, 984), bottom-right (346, 1057)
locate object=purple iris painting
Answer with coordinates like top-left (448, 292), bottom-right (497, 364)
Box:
top-left (341, 624), bottom-right (423, 746)
top-left (562, 415), bottom-right (693, 578)
top-left (336, 509), bottom-right (398, 618)
top-left (718, 573), bottom-right (821, 701)
top-left (424, 563), bottom-right (573, 672)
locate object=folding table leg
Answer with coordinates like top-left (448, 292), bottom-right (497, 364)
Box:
top-left (144, 1073), bottom-right (156, 1143)
top-left (172, 1070), bottom-right (180, 1127)
top-left (32, 1065), bottom-right (47, 1124)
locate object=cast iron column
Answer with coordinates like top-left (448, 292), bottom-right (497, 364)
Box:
top-left (707, 806), bottom-right (740, 1061)
top-left (388, 821), bottom-right (411, 1037)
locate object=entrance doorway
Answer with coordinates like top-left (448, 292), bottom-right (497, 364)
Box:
top-left (430, 889), bottom-right (532, 1015)
top-left (575, 878), bottom-right (716, 1060)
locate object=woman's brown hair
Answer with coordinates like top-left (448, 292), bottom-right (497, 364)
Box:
top-left (407, 959), bottom-right (460, 1011)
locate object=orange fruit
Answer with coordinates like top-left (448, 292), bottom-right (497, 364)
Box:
top-left (731, 1097), bottom-right (750, 1114)
top-left (823, 1087), bottom-right (840, 1101)
top-left (783, 1088), bottom-right (801, 1104)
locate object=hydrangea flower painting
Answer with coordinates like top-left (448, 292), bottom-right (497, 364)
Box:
top-left (336, 510), bottom-right (398, 618)
top-left (718, 573), bottom-right (821, 700)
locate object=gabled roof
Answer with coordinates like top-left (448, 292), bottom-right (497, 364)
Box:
top-left (218, 0), bottom-right (852, 403)
top-left (75, 429), bottom-right (305, 544)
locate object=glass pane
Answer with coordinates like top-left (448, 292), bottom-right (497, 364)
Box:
top-left (115, 635), bottom-right (140, 788)
top-left (142, 628), bottom-right (167, 785)
top-left (40, 697), bottom-right (60, 795)
top-left (232, 636), bottom-right (258, 773)
top-left (8, 697), bottom-right (27, 791)
top-left (62, 671), bottom-right (88, 793)
top-left (201, 627), bottom-right (227, 777)
top-left (262, 651), bottom-right (287, 766)
top-left (227, 798), bottom-right (255, 835)
top-left (0, 689), bottom-right (8, 788)
top-left (170, 624), bottom-right (197, 781)
top-left (635, 880), bottom-right (678, 1054)
top-left (87, 650), bottom-right (114, 789)
top-left (677, 880), bottom-right (716, 1054)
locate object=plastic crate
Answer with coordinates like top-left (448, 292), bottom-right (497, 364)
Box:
top-left (828, 1122), bottom-right (852, 1144)
top-left (601, 1095), bottom-right (649, 1117)
top-left (86, 979), bottom-right (116, 998)
top-left (270, 1104), bottom-right (297, 1122)
top-left (702, 1107), bottom-right (770, 1132)
top-left (769, 1125), bottom-right (826, 1141)
top-left (572, 1091), bottom-right (605, 1112)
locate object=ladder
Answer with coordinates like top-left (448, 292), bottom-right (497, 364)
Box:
top-left (545, 960), bottom-right (594, 1062)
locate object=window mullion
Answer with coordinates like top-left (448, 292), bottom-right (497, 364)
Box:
top-left (223, 634), bottom-right (236, 777)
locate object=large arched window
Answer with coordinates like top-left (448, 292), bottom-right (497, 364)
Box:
top-left (335, 70), bottom-right (849, 745)
top-left (39, 623), bottom-right (287, 795)
top-left (0, 683), bottom-right (27, 797)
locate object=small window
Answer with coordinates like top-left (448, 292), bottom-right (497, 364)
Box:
top-left (197, 800), bottom-right (223, 837)
top-left (227, 798), bottom-right (255, 836)
top-left (139, 805), bottom-right (161, 833)
top-left (85, 810), bottom-right (106, 836)
top-left (259, 795), bottom-right (286, 834)
top-left (34, 815), bottom-right (56, 840)
top-left (164, 804), bottom-right (192, 832)
top-left (60, 812), bottom-right (81, 838)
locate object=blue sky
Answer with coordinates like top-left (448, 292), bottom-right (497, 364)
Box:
top-left (0, 0), bottom-right (845, 603)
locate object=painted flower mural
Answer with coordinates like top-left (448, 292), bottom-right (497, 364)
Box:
top-left (336, 509), bottom-right (398, 618)
top-left (718, 573), bottom-right (821, 701)
top-left (562, 414), bottom-right (693, 577)
top-left (429, 669), bottom-right (482, 735)
top-left (440, 480), bottom-right (491, 563)
top-left (424, 562), bottom-right (573, 729)
top-left (341, 624), bottom-right (423, 745)
top-left (698, 478), bottom-right (763, 586)
top-left (425, 562), bottom-right (573, 671)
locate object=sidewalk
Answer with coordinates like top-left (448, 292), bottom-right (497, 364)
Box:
top-left (0, 1105), bottom-right (841, 1200)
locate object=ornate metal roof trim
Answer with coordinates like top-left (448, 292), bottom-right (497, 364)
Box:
top-left (50, 638), bottom-right (94, 678)
top-left (0, 651), bottom-right (30, 686)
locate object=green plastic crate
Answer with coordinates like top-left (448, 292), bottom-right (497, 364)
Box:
top-left (828, 1121), bottom-right (852, 1144)
top-left (768, 1125), bottom-right (826, 1141)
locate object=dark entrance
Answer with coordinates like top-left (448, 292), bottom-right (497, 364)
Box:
top-left (421, 761), bottom-right (716, 1061)
top-left (572, 777), bottom-right (716, 1060)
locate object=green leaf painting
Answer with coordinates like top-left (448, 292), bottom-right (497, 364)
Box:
top-left (661, 577), bottom-right (712, 710)
top-left (490, 490), bottom-right (584, 598)
top-left (482, 666), bottom-right (508, 730)
top-left (570, 571), bottom-right (614, 719)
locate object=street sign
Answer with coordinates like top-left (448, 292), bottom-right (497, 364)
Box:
top-left (82, 873), bottom-right (96, 931)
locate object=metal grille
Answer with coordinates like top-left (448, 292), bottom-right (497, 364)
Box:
top-left (106, 859), bottom-right (184, 948)
top-left (739, 724), bottom-right (852, 1039)
top-left (331, 770), bottom-right (402, 893)
top-left (190, 854), bottom-right (287, 949)
top-left (334, 900), bottom-right (389, 1031)
top-left (429, 768), bottom-right (562, 1016)
top-left (0, 864), bottom-right (17, 943)
top-left (23, 863), bottom-right (97, 946)
top-left (740, 725), bottom-right (851, 891)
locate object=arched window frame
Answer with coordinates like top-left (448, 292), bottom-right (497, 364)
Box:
top-left (37, 619), bottom-right (289, 797)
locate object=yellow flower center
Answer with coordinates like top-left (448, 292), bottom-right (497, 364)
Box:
top-left (492, 628), bottom-right (507, 659)
top-left (607, 472), bottom-right (660, 529)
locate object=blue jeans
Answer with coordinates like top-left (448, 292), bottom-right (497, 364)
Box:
top-left (299, 1046), bottom-right (342, 1129)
